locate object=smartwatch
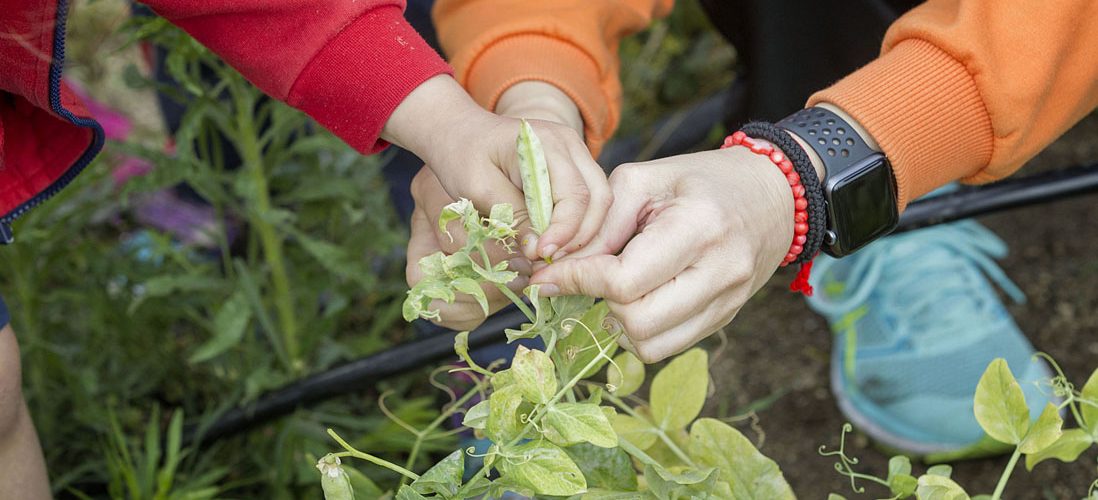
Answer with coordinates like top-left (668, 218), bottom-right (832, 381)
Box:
top-left (777, 107), bottom-right (898, 257)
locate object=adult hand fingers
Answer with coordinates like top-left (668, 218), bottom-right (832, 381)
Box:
top-left (625, 300), bottom-right (745, 363)
top-left (530, 208), bottom-right (701, 303)
top-left (608, 263), bottom-right (747, 342)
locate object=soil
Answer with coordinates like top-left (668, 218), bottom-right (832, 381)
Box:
top-left (705, 111), bottom-right (1098, 499)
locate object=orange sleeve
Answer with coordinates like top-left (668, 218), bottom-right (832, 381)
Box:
top-left (433, 0), bottom-right (673, 156)
top-left (810, 0), bottom-right (1098, 209)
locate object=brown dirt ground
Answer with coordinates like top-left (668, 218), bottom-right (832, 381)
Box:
top-left (703, 112), bottom-right (1098, 499)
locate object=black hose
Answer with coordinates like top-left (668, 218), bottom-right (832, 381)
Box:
top-left (895, 162), bottom-right (1098, 233)
top-left (182, 308), bottom-right (527, 447)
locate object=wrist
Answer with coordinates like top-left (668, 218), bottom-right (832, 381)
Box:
top-left (381, 74), bottom-right (494, 163)
top-left (495, 81), bottom-right (584, 137)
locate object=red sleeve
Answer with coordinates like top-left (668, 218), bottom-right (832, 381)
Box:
top-left (143, 0), bottom-right (452, 154)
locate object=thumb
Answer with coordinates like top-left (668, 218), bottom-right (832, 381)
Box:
top-left (529, 253), bottom-right (623, 299)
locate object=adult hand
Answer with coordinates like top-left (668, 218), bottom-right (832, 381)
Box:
top-left (529, 146), bottom-right (800, 362)
top-left (384, 76), bottom-right (608, 262)
top-left (404, 81), bottom-right (600, 330)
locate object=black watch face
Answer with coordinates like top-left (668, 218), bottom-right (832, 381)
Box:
top-left (825, 155), bottom-right (898, 256)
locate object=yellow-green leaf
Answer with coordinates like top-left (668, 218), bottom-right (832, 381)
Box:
top-left (650, 348), bottom-right (708, 431)
top-left (1081, 368), bottom-right (1098, 436)
top-left (516, 119), bottom-right (553, 235)
top-left (543, 403), bottom-right (618, 448)
top-left (687, 418), bottom-right (794, 500)
top-left (915, 474), bottom-right (970, 500)
top-left (486, 386), bottom-right (526, 444)
top-left (498, 442), bottom-right (586, 496)
top-left (511, 345), bottom-right (557, 404)
top-left (973, 358), bottom-right (1030, 445)
top-left (1024, 428), bottom-right (1093, 470)
top-left (608, 413), bottom-right (657, 449)
top-left (607, 351), bottom-right (645, 398)
top-left (1019, 403), bottom-right (1063, 454)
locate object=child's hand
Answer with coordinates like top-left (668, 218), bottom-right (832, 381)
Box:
top-left (384, 76), bottom-right (610, 262)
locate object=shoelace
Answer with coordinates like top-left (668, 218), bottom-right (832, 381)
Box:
top-left (807, 221), bottom-right (1025, 355)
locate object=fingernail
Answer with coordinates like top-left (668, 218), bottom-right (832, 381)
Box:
top-left (523, 236), bottom-right (539, 259)
top-left (617, 335), bottom-right (637, 355)
top-left (539, 244), bottom-right (559, 260)
top-left (507, 258), bottom-right (532, 275)
top-left (537, 283), bottom-right (561, 296)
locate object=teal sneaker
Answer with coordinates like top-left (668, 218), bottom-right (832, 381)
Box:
top-left (806, 219), bottom-right (1055, 459)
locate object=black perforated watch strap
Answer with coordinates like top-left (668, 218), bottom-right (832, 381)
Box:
top-left (776, 107), bottom-right (874, 176)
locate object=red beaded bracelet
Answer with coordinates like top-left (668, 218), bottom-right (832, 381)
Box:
top-left (721, 131), bottom-right (815, 295)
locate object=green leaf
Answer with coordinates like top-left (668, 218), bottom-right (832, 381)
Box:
top-left (517, 119), bottom-right (553, 235)
top-left (609, 413), bottom-right (658, 450)
top-left (556, 301), bottom-right (616, 378)
top-left (497, 441), bottom-right (586, 496)
top-left (511, 345), bottom-right (557, 404)
top-left (485, 203), bottom-right (518, 242)
top-left (890, 474), bottom-right (918, 499)
top-left (411, 450), bottom-right (463, 497)
top-left (463, 400), bottom-right (490, 430)
top-left (491, 369), bottom-right (516, 391)
top-left (1024, 428), bottom-right (1093, 470)
top-left (438, 198), bottom-right (480, 244)
top-left (486, 385), bottom-right (527, 444)
top-left (395, 484), bottom-right (429, 500)
top-left (645, 464), bottom-right (720, 499)
top-left (344, 467), bottom-right (383, 499)
top-left (973, 358), bottom-right (1031, 445)
top-left (1019, 403), bottom-right (1063, 454)
top-left (571, 490), bottom-right (655, 499)
top-left (687, 418), bottom-right (794, 499)
top-left (926, 464), bottom-right (953, 478)
top-left (189, 291), bottom-right (251, 363)
top-left (451, 278), bottom-right (489, 316)
top-left (542, 403), bottom-right (618, 448)
top-left (564, 443), bottom-right (639, 491)
top-left (650, 349), bottom-right (708, 431)
top-left (915, 474), bottom-right (970, 500)
top-left (607, 351), bottom-right (645, 398)
top-left (828, 495), bottom-right (848, 500)
top-left (887, 455), bottom-right (917, 498)
top-left (1081, 368), bottom-right (1098, 436)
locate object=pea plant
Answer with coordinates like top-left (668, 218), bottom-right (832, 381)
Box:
top-left (316, 122), bottom-right (795, 499)
top-left (824, 355), bottom-right (1098, 500)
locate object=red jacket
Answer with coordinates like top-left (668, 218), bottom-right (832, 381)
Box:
top-left (0, 0), bottom-right (451, 243)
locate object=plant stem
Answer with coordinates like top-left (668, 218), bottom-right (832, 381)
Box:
top-left (495, 283), bottom-right (535, 323)
top-left (991, 447), bottom-right (1022, 500)
top-left (618, 438), bottom-right (660, 467)
top-left (476, 246), bottom-right (536, 323)
top-left (401, 377), bottom-right (487, 485)
top-left (234, 86), bottom-right (300, 372)
top-left (328, 431), bottom-right (420, 481)
top-left (601, 391), bottom-right (697, 468)
top-left (456, 334), bottom-right (620, 497)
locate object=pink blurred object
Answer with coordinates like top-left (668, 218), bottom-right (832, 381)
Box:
top-left (70, 84), bottom-right (133, 141)
top-left (111, 156), bottom-right (154, 186)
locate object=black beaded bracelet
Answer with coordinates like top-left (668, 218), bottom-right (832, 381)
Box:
top-left (738, 121), bottom-right (827, 265)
